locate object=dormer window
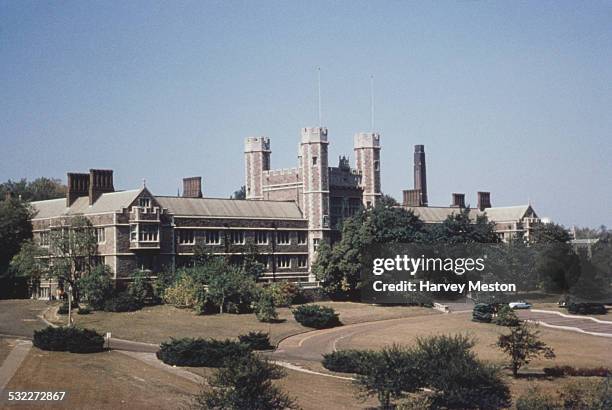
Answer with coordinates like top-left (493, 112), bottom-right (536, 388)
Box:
top-left (139, 197), bottom-right (151, 208)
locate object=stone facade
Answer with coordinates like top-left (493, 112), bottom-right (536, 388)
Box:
top-left (245, 127), bottom-right (382, 274)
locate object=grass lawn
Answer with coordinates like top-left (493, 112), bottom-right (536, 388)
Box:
top-left (53, 302), bottom-right (436, 345)
top-left (4, 347), bottom-right (199, 409)
top-left (341, 311), bottom-right (612, 369)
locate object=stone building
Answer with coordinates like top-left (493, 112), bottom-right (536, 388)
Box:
top-left (31, 170), bottom-right (310, 298)
top-left (245, 127), bottom-right (382, 260)
top-left (401, 145), bottom-right (541, 241)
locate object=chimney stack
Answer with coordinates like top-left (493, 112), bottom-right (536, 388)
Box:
top-left (4, 191), bottom-right (13, 201)
top-left (66, 172), bottom-right (90, 207)
top-left (451, 193), bottom-right (465, 208)
top-left (89, 169), bottom-right (115, 205)
top-left (183, 177), bottom-right (203, 198)
top-left (413, 145), bottom-right (428, 206)
top-left (477, 191), bottom-right (491, 211)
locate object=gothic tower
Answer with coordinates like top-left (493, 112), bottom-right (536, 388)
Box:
top-left (354, 132), bottom-right (381, 207)
top-left (244, 137), bottom-right (271, 200)
top-left (299, 127), bottom-right (330, 275)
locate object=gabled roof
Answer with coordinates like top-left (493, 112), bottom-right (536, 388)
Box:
top-left (31, 189), bottom-right (143, 219)
top-left (405, 205), bottom-right (536, 224)
top-left (154, 196), bottom-right (304, 219)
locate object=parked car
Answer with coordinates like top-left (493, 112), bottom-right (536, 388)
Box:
top-left (509, 301), bottom-right (532, 309)
top-left (472, 303), bottom-right (494, 323)
top-left (567, 302), bottom-right (607, 315)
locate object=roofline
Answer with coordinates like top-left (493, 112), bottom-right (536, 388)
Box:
top-left (154, 195), bottom-right (298, 204)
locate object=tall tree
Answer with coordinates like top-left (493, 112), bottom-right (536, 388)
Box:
top-left (427, 208), bottom-right (500, 244)
top-left (0, 177), bottom-right (66, 202)
top-left (497, 323), bottom-right (555, 377)
top-left (48, 216), bottom-right (98, 300)
top-left (0, 198), bottom-right (33, 276)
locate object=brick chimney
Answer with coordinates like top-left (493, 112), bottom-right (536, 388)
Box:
top-left (89, 169), bottom-right (114, 205)
top-left (66, 172), bottom-right (90, 207)
top-left (413, 145), bottom-right (428, 207)
top-left (4, 191), bottom-right (13, 201)
top-left (183, 177), bottom-right (202, 198)
top-left (451, 193), bottom-right (465, 208)
top-left (477, 191), bottom-right (491, 211)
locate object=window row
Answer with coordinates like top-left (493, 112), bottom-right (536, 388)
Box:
top-left (37, 227), bottom-right (106, 246)
top-left (130, 224), bottom-right (159, 242)
top-left (176, 230), bottom-right (308, 246)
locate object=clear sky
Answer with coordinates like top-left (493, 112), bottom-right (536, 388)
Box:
top-left (1, 1), bottom-right (610, 228)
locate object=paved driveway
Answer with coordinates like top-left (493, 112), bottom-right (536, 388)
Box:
top-left (0, 299), bottom-right (50, 338)
top-left (517, 309), bottom-right (612, 337)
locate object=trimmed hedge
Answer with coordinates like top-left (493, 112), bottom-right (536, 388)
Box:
top-left (292, 304), bottom-right (340, 329)
top-left (156, 338), bottom-right (250, 367)
top-left (77, 307), bottom-right (91, 315)
top-left (33, 326), bottom-right (104, 353)
top-left (103, 292), bottom-right (142, 312)
top-left (322, 350), bottom-right (376, 374)
top-left (543, 366), bottom-right (609, 377)
top-left (238, 332), bottom-right (272, 351)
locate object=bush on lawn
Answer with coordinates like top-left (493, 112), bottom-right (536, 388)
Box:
top-left (292, 304), bottom-right (340, 329)
top-left (78, 264), bottom-right (113, 310)
top-left (493, 305), bottom-right (521, 327)
top-left (238, 331), bottom-right (273, 351)
top-left (543, 365), bottom-right (609, 377)
top-left (266, 282), bottom-right (301, 307)
top-left (33, 326), bottom-right (104, 353)
top-left (254, 291), bottom-right (278, 323)
top-left (103, 291), bottom-right (142, 312)
top-left (156, 338), bottom-right (250, 367)
top-left (77, 307), bottom-right (91, 315)
top-left (128, 270), bottom-right (155, 305)
top-left (57, 301), bottom-right (79, 315)
top-left (322, 350), bottom-right (376, 374)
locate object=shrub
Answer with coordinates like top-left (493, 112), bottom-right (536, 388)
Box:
top-left (103, 292), bottom-right (142, 312)
top-left (128, 270), bottom-right (154, 305)
top-left (266, 282), bottom-right (300, 307)
top-left (322, 350), bottom-right (376, 374)
top-left (156, 338), bottom-right (250, 367)
top-left (238, 332), bottom-right (272, 351)
top-left (163, 274), bottom-right (201, 309)
top-left (192, 353), bottom-right (297, 409)
top-left (153, 269), bottom-right (179, 300)
top-left (77, 264), bottom-right (113, 310)
top-left (33, 326), bottom-right (104, 353)
top-left (57, 301), bottom-right (79, 315)
top-left (494, 305), bottom-right (521, 327)
top-left (254, 292), bottom-right (278, 323)
top-left (77, 307), bottom-right (91, 315)
top-left (292, 304), bottom-right (340, 329)
top-left (543, 365), bottom-right (609, 377)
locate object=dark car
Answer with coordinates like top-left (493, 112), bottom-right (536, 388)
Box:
top-left (567, 302), bottom-right (607, 315)
top-left (472, 303), bottom-right (494, 323)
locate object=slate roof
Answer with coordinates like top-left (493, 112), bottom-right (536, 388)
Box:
top-left (31, 189), bottom-right (142, 219)
top-left (155, 196), bottom-right (304, 219)
top-left (405, 205), bottom-right (536, 224)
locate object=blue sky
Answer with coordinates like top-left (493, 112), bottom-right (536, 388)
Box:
top-left (1, 1), bottom-right (611, 228)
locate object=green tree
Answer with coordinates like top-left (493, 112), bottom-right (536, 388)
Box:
top-left (9, 239), bottom-right (48, 288)
top-left (128, 270), bottom-right (154, 305)
top-left (254, 290), bottom-right (278, 323)
top-left (497, 323), bottom-right (555, 377)
top-left (355, 345), bottom-right (420, 409)
top-left (0, 177), bottom-right (66, 203)
top-left (230, 185), bottom-right (246, 200)
top-left (192, 353), bottom-right (297, 410)
top-left (314, 202), bottom-right (425, 296)
top-left (427, 208), bottom-right (500, 244)
top-left (241, 240), bottom-right (266, 279)
top-left (531, 222), bottom-right (571, 244)
top-left (48, 215), bottom-right (98, 301)
top-left (77, 264), bottom-right (113, 310)
top-left (206, 265), bottom-right (257, 314)
top-left (0, 198), bottom-right (33, 275)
